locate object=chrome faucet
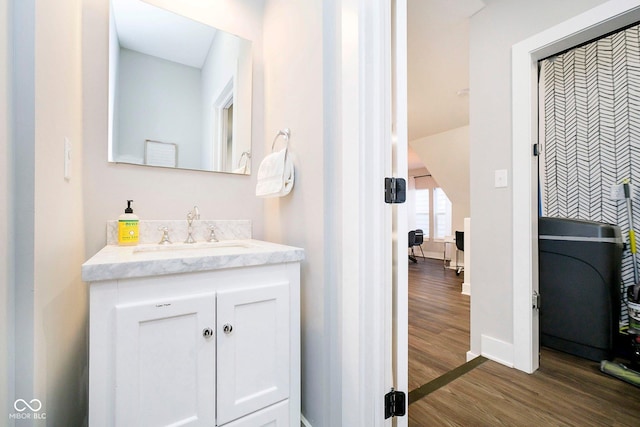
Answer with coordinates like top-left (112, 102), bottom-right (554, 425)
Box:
top-left (184, 206), bottom-right (200, 243)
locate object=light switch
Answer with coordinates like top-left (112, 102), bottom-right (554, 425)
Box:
top-left (495, 169), bottom-right (508, 188)
top-left (64, 137), bottom-right (72, 180)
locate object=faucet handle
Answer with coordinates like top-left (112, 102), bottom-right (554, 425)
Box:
top-left (158, 226), bottom-right (172, 245)
top-left (207, 225), bottom-right (219, 242)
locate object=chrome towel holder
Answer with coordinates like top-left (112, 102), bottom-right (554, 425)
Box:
top-left (271, 128), bottom-right (290, 152)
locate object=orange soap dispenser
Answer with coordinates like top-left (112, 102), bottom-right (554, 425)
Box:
top-left (118, 200), bottom-right (139, 246)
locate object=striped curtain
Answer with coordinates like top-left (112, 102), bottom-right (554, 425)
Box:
top-left (540, 23), bottom-right (640, 328)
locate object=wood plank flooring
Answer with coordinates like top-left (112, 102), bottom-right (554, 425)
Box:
top-left (408, 257), bottom-right (640, 426)
top-left (409, 258), bottom-right (470, 391)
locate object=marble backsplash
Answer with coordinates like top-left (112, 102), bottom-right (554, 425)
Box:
top-left (106, 220), bottom-right (251, 245)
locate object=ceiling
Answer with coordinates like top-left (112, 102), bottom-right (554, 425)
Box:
top-left (407, 0), bottom-right (485, 146)
top-left (111, 0), bottom-right (217, 69)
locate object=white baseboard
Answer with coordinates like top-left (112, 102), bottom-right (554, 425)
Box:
top-left (481, 334), bottom-right (514, 368)
top-left (466, 350), bottom-right (479, 362)
top-left (461, 281), bottom-right (470, 295)
top-left (422, 250), bottom-right (444, 260)
top-left (301, 414), bottom-right (312, 427)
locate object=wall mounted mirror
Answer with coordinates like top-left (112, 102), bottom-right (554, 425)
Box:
top-left (108, 0), bottom-right (253, 174)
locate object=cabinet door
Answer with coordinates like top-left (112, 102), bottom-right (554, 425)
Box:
top-left (217, 283), bottom-right (290, 425)
top-left (222, 400), bottom-right (289, 427)
top-left (115, 293), bottom-right (216, 427)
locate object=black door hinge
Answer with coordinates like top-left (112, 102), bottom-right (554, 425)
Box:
top-left (533, 143), bottom-right (540, 156)
top-left (385, 178), bottom-right (406, 204)
top-left (384, 388), bottom-right (406, 419)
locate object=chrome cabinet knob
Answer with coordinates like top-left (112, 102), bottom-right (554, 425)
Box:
top-left (202, 327), bottom-right (214, 338)
top-left (222, 324), bottom-right (233, 334)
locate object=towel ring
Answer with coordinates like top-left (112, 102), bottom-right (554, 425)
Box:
top-left (237, 151), bottom-right (251, 168)
top-left (271, 128), bottom-right (290, 152)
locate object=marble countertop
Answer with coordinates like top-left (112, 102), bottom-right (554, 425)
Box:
top-left (82, 239), bottom-right (305, 282)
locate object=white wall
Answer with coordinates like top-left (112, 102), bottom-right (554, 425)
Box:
top-left (117, 48), bottom-right (202, 168)
top-left (11, 0), bottom-right (88, 424)
top-left (469, 0), bottom-right (608, 362)
top-left (0, 0), bottom-right (11, 421)
top-left (82, 0), bottom-right (265, 260)
top-left (409, 126), bottom-right (470, 234)
top-left (34, 0), bottom-right (87, 422)
top-left (13, 0), bottom-right (37, 423)
top-left (201, 31), bottom-right (246, 170)
top-left (410, 125), bottom-right (470, 234)
top-left (262, 0), bottom-right (326, 424)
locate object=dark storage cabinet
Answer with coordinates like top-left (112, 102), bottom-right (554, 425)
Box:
top-left (539, 217), bottom-right (623, 361)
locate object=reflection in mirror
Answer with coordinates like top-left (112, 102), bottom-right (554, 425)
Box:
top-left (108, 0), bottom-right (252, 174)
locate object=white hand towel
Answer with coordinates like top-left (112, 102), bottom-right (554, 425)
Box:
top-left (255, 147), bottom-right (295, 198)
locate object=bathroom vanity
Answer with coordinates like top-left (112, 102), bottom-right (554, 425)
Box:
top-left (82, 222), bottom-right (303, 427)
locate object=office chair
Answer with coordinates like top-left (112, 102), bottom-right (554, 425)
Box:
top-left (413, 229), bottom-right (425, 258)
top-left (408, 231), bottom-right (417, 263)
top-left (455, 230), bottom-right (464, 275)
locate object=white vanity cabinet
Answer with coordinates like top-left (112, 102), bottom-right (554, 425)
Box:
top-left (86, 259), bottom-right (301, 427)
top-left (216, 283), bottom-right (290, 425)
top-left (115, 292), bottom-right (217, 426)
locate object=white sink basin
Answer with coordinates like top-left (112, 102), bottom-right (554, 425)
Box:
top-left (133, 241), bottom-right (255, 254)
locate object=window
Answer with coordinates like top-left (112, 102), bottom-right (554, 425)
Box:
top-left (413, 183), bottom-right (453, 241)
top-left (415, 189), bottom-right (430, 238)
top-left (433, 187), bottom-right (452, 239)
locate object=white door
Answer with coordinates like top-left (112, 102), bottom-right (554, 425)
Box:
top-left (114, 293), bottom-right (216, 427)
top-left (340, 0), bottom-right (408, 424)
top-left (221, 401), bottom-right (289, 427)
top-left (216, 282), bottom-right (290, 426)
top-left (391, 0), bottom-right (409, 425)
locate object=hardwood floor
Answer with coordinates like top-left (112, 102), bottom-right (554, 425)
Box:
top-left (408, 257), bottom-right (640, 426)
top-left (408, 257), bottom-right (470, 391)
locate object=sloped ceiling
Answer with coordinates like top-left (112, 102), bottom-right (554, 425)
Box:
top-left (111, 0), bottom-right (217, 68)
top-left (407, 0), bottom-right (485, 144)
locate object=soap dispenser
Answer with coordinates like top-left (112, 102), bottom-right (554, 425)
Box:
top-left (118, 200), bottom-right (139, 246)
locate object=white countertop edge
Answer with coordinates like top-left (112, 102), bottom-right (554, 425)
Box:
top-left (82, 240), bottom-right (304, 282)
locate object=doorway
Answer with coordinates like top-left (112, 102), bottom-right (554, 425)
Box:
top-left (404, 0), bottom-right (475, 415)
top-left (512, 0), bottom-right (640, 373)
